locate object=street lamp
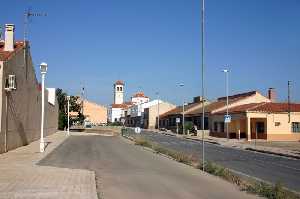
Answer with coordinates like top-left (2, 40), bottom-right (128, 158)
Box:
top-left (155, 92), bottom-right (160, 130)
top-left (67, 95), bottom-right (70, 136)
top-left (40, 62), bottom-right (47, 152)
top-left (178, 83), bottom-right (185, 134)
top-left (222, 69), bottom-right (230, 140)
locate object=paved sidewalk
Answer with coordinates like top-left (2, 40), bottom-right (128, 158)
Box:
top-left (0, 131), bottom-right (98, 199)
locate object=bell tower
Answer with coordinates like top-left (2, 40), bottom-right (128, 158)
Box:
top-left (114, 80), bottom-right (124, 104)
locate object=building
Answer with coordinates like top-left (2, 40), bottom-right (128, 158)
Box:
top-left (160, 90), bottom-right (271, 132)
top-left (0, 24), bottom-right (58, 153)
top-left (212, 102), bottom-right (300, 141)
top-left (160, 89), bottom-right (300, 141)
top-left (125, 99), bottom-right (176, 129)
top-left (108, 80), bottom-right (134, 122)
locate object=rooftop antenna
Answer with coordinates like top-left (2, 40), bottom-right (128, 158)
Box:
top-left (23, 7), bottom-right (47, 77)
top-left (0, 26), bottom-right (3, 41)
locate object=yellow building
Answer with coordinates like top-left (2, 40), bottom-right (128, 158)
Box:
top-left (212, 103), bottom-right (300, 141)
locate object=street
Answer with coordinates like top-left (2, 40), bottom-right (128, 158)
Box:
top-left (38, 134), bottom-right (258, 199)
top-left (129, 130), bottom-right (300, 192)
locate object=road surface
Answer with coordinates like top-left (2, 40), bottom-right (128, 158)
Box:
top-left (126, 130), bottom-right (300, 192)
top-left (38, 135), bottom-right (257, 199)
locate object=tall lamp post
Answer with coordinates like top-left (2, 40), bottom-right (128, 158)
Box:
top-left (40, 62), bottom-right (48, 153)
top-left (178, 83), bottom-right (185, 134)
top-left (155, 92), bottom-right (160, 130)
top-left (67, 95), bottom-right (70, 136)
top-left (222, 69), bottom-right (230, 140)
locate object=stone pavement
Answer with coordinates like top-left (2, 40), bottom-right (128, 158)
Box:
top-left (0, 131), bottom-right (98, 199)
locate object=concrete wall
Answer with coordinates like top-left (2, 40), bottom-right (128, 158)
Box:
top-left (0, 44), bottom-right (58, 153)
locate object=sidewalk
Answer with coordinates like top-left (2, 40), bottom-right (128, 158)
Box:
top-left (154, 130), bottom-right (300, 159)
top-left (0, 131), bottom-right (98, 199)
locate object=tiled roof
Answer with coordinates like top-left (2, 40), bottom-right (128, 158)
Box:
top-left (160, 103), bottom-right (200, 118)
top-left (0, 41), bottom-right (25, 61)
top-left (214, 103), bottom-right (300, 114)
top-left (132, 92), bottom-right (149, 98)
top-left (115, 80), bottom-right (124, 85)
top-left (111, 103), bottom-right (131, 109)
top-left (217, 91), bottom-right (257, 101)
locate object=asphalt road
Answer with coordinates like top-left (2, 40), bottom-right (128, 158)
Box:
top-left (128, 130), bottom-right (300, 192)
top-left (38, 135), bottom-right (257, 199)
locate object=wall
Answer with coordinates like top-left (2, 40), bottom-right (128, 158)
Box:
top-left (0, 44), bottom-right (58, 153)
top-left (147, 102), bottom-right (176, 129)
top-left (265, 112), bottom-right (300, 141)
top-left (83, 100), bottom-right (107, 124)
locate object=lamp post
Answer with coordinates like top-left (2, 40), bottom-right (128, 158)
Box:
top-left (222, 69), bottom-right (229, 140)
top-left (155, 92), bottom-right (160, 130)
top-left (40, 62), bottom-right (47, 152)
top-left (67, 95), bottom-right (70, 136)
top-left (178, 83), bottom-right (185, 134)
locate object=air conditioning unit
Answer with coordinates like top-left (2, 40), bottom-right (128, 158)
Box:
top-left (4, 75), bottom-right (16, 91)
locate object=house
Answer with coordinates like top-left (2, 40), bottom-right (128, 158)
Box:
top-left (212, 102), bottom-right (300, 141)
top-left (0, 24), bottom-right (58, 153)
top-left (160, 90), bottom-right (272, 134)
top-left (82, 100), bottom-right (107, 125)
top-left (125, 99), bottom-right (176, 129)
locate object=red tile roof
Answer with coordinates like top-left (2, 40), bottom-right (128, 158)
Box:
top-left (160, 103), bottom-right (200, 118)
top-left (111, 103), bottom-right (132, 109)
top-left (214, 102), bottom-right (300, 114)
top-left (0, 41), bottom-right (25, 61)
top-left (115, 80), bottom-right (124, 85)
top-left (132, 92), bottom-right (149, 98)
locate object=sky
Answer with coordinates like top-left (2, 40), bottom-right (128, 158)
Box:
top-left (1, 0), bottom-right (299, 106)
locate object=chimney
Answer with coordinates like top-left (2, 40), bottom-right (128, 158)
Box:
top-left (4, 24), bottom-right (15, 51)
top-left (268, 88), bottom-right (276, 102)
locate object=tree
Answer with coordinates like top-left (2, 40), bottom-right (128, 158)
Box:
top-left (56, 88), bottom-right (85, 129)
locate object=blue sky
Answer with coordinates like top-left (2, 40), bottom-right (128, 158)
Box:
top-left (1, 0), bottom-right (299, 105)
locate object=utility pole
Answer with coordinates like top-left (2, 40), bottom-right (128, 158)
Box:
top-left (156, 92), bottom-right (160, 130)
top-left (201, 0), bottom-right (206, 171)
top-left (288, 81), bottom-right (291, 123)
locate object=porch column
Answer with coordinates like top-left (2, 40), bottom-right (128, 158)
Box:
top-left (247, 117), bottom-right (251, 141)
top-left (236, 120), bottom-right (241, 140)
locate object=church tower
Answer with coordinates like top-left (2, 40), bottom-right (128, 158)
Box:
top-left (114, 80), bottom-right (124, 104)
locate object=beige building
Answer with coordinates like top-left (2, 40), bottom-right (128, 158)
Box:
top-left (0, 24), bottom-right (58, 153)
top-left (143, 101), bottom-right (176, 129)
top-left (212, 103), bottom-right (300, 141)
top-left (83, 100), bottom-right (107, 124)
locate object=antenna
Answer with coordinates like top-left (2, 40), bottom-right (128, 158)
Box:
top-left (288, 80), bottom-right (291, 123)
top-left (23, 7), bottom-right (47, 78)
top-left (24, 7), bottom-right (47, 43)
top-left (0, 25), bottom-right (3, 40)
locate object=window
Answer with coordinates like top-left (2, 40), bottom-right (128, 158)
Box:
top-left (117, 87), bottom-right (120, 91)
top-left (256, 122), bottom-right (265, 133)
top-left (120, 87), bottom-right (123, 91)
top-left (275, 122), bottom-right (281, 126)
top-left (292, 122), bottom-right (300, 133)
top-left (214, 122), bottom-right (218, 132)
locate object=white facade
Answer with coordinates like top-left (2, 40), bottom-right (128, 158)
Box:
top-left (131, 96), bottom-right (149, 105)
top-left (129, 100), bottom-right (161, 118)
top-left (108, 107), bottom-right (124, 122)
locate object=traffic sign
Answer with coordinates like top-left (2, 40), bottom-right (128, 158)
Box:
top-left (135, 127), bottom-right (141, 134)
top-left (176, 118), bottom-right (180, 123)
top-left (224, 115), bottom-right (231, 123)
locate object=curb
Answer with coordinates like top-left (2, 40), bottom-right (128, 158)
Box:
top-left (245, 147), bottom-right (300, 160)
